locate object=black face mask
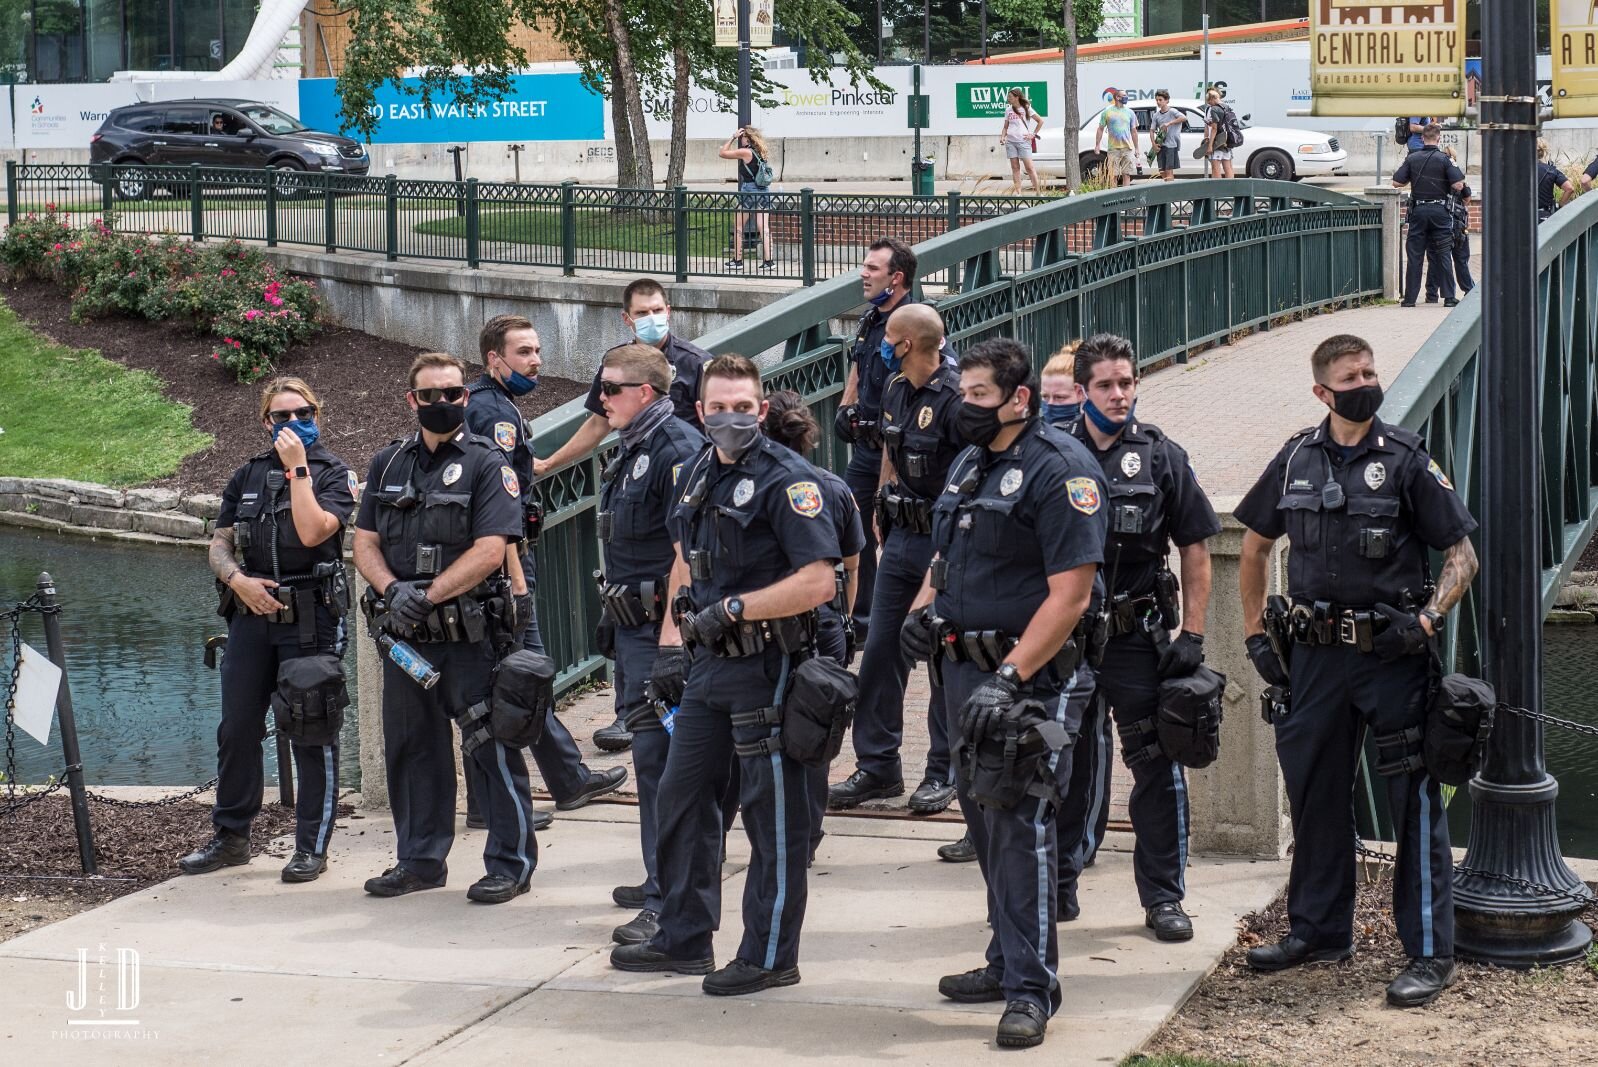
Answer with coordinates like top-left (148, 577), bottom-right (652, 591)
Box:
top-left (1328, 383), bottom-right (1383, 423)
top-left (417, 400), bottom-right (466, 434)
top-left (956, 396), bottom-right (1021, 448)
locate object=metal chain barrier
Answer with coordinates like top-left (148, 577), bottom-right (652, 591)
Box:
top-left (1355, 838), bottom-right (1598, 914)
top-left (83, 779), bottom-right (219, 809)
top-left (1495, 702), bottom-right (1598, 740)
top-left (2, 594), bottom-right (68, 818)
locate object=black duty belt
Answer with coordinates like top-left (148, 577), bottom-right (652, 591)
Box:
top-left (672, 592), bottom-right (818, 658)
top-left (595, 573), bottom-right (666, 628)
top-left (1412, 198), bottom-right (1448, 205)
top-left (359, 579), bottom-right (510, 645)
top-left (1287, 601), bottom-right (1390, 652)
top-left (1104, 593), bottom-right (1160, 638)
top-left (879, 490), bottom-right (934, 535)
top-left (931, 618), bottom-right (1087, 680)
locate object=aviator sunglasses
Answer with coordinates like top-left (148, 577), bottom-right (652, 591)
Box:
top-left (598, 380), bottom-right (648, 397)
top-left (410, 386), bottom-right (468, 404)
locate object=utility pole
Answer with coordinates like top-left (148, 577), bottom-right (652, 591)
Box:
top-left (1453, 0), bottom-right (1594, 967)
top-left (737, 0), bottom-right (752, 128)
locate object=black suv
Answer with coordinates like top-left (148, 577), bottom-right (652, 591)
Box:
top-left (90, 99), bottom-right (368, 199)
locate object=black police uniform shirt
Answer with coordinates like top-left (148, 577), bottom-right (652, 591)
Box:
top-left (600, 415), bottom-right (707, 586)
top-left (850, 297), bottom-right (920, 448)
top-left (881, 357), bottom-right (965, 500)
top-left (1070, 419), bottom-right (1221, 599)
top-left (932, 419), bottom-right (1108, 637)
top-left (355, 428), bottom-right (525, 581)
top-left (1234, 416), bottom-right (1477, 607)
top-left (668, 436), bottom-right (843, 608)
top-left (466, 374), bottom-right (536, 509)
top-left (584, 335), bottom-right (711, 425)
top-left (1393, 145), bottom-right (1464, 202)
top-left (1537, 161), bottom-right (1567, 218)
top-left (217, 442), bottom-right (356, 577)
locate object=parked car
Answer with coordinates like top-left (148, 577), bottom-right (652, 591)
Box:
top-left (1033, 98), bottom-right (1348, 182)
top-left (89, 99), bottom-right (369, 199)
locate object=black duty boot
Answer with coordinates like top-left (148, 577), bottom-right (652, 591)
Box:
top-left (1246, 935), bottom-right (1352, 972)
top-left (364, 865), bottom-right (445, 897)
top-left (467, 873), bottom-right (531, 904)
top-left (593, 717), bottom-right (634, 753)
top-left (609, 942), bottom-right (714, 974)
top-left (827, 769), bottom-right (904, 810)
top-left (280, 851), bottom-right (327, 883)
top-left (937, 833), bottom-right (978, 863)
top-left (612, 882), bottom-right (647, 909)
top-left (938, 966), bottom-right (1005, 1003)
top-left (702, 957), bottom-right (801, 996)
top-left (557, 765), bottom-right (629, 811)
top-left (532, 808), bottom-right (554, 831)
top-left (1386, 956), bottom-right (1457, 1007)
top-left (996, 1000), bottom-right (1047, 1049)
top-left (178, 830), bottom-right (250, 875)
top-left (1057, 887), bottom-right (1080, 922)
top-left (612, 909), bottom-right (660, 945)
top-left (907, 777), bottom-right (956, 815)
top-left (1145, 902), bottom-right (1194, 942)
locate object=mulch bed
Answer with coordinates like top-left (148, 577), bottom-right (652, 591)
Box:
top-left (0, 278), bottom-right (587, 495)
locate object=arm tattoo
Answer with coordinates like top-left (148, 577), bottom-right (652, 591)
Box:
top-left (1427, 536), bottom-right (1478, 616)
top-left (209, 528), bottom-right (238, 582)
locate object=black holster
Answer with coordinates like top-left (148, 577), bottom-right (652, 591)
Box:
top-left (731, 654), bottom-right (858, 767)
top-left (596, 575), bottom-right (666, 629)
top-left (1423, 672), bottom-right (1496, 785)
top-left (460, 649), bottom-right (556, 756)
top-left (269, 654), bottom-right (349, 747)
top-left (1154, 664), bottom-right (1225, 768)
top-left (959, 697), bottom-right (1069, 811)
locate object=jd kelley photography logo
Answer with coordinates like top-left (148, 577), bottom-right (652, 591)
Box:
top-left (53, 944), bottom-right (159, 1041)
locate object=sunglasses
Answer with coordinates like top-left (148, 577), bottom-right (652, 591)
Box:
top-left (411, 386), bottom-right (467, 404)
top-left (267, 406), bottom-right (317, 424)
top-left (598, 381), bottom-right (648, 397)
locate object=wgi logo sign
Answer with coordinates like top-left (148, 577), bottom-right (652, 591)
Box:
top-left (55, 944), bottom-right (158, 1041)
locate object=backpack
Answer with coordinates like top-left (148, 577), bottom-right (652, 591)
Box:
top-left (1394, 117), bottom-right (1410, 145)
top-left (1219, 104), bottom-right (1245, 149)
top-left (751, 151), bottom-right (774, 189)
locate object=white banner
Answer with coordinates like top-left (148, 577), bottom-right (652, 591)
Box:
top-left (9, 80), bottom-right (300, 150)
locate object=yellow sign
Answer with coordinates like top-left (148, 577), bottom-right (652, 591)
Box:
top-left (751, 0), bottom-right (775, 49)
top-left (714, 0), bottom-right (737, 48)
top-left (1309, 0), bottom-right (1465, 117)
top-left (1553, 0), bottom-right (1598, 118)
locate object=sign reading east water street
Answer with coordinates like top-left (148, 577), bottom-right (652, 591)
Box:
top-left (1309, 0), bottom-right (1465, 116)
top-left (297, 74), bottom-right (605, 144)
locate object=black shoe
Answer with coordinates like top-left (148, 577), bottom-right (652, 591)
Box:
top-left (1386, 956), bottom-right (1457, 1007)
top-left (532, 808), bottom-right (554, 832)
top-left (467, 873), bottom-right (531, 904)
top-left (1246, 935), bottom-right (1352, 972)
top-left (466, 812), bottom-right (486, 830)
top-left (1057, 890), bottom-right (1080, 923)
top-left (613, 882), bottom-right (647, 910)
top-left (557, 765), bottom-right (629, 811)
top-left (938, 966), bottom-right (1005, 1003)
top-left (609, 942), bottom-right (714, 975)
top-left (758, 260), bottom-right (777, 273)
top-left (996, 1000), bottom-right (1047, 1049)
top-left (1444, 298), bottom-right (1460, 307)
top-left (722, 259), bottom-right (744, 272)
top-left (364, 865), bottom-right (445, 897)
top-left (613, 909), bottom-right (660, 945)
top-left (1424, 296), bottom-right (1440, 303)
top-left (177, 831), bottom-right (250, 875)
top-left (593, 718), bottom-right (634, 753)
top-left (907, 777), bottom-right (956, 815)
top-left (1146, 902), bottom-right (1194, 942)
top-left (1400, 301), bottom-right (1417, 308)
top-left (937, 833), bottom-right (977, 863)
top-left (280, 851), bottom-right (327, 883)
top-left (702, 957), bottom-right (801, 996)
top-left (827, 769), bottom-right (904, 810)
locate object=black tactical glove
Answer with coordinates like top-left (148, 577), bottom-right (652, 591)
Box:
top-left (681, 600), bottom-right (737, 649)
top-left (386, 580), bottom-right (434, 628)
top-left (960, 672), bottom-right (1020, 748)
top-left (1157, 630), bottom-right (1205, 679)
top-left (594, 615), bottom-right (616, 660)
top-left (900, 605), bottom-right (936, 663)
top-left (833, 403), bottom-right (860, 444)
top-left (1246, 632), bottom-right (1289, 688)
top-left (513, 592), bottom-right (535, 639)
top-left (647, 645), bottom-right (687, 707)
top-left (1372, 603), bottom-right (1430, 661)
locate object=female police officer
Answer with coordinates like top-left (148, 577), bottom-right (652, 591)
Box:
top-left (180, 377), bottom-right (356, 883)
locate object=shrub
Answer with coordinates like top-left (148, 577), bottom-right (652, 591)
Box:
top-left (0, 208), bottom-right (74, 279)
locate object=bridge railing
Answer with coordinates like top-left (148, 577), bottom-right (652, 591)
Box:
top-left (531, 178), bottom-right (1384, 691)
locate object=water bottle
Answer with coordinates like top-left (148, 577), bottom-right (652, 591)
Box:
top-left (659, 704), bottom-right (677, 736)
top-left (375, 632), bottom-right (441, 690)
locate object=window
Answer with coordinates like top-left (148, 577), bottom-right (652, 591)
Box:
top-left (238, 104), bottom-right (305, 135)
top-left (162, 107), bottom-right (206, 135)
top-left (119, 110), bottom-right (165, 132)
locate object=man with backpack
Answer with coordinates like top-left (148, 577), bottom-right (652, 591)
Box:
top-left (1203, 88), bottom-right (1240, 178)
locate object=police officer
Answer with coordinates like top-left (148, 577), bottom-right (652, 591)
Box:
top-left (610, 354), bottom-right (841, 996)
top-left (762, 388), bottom-right (865, 865)
top-left (536, 278), bottom-right (711, 751)
top-left (465, 315), bottom-right (628, 832)
top-left (1055, 334), bottom-right (1221, 940)
top-left (180, 377), bottom-right (355, 882)
top-left (834, 238), bottom-right (918, 645)
top-left (1236, 333), bottom-right (1478, 1007)
top-left (830, 303), bottom-right (959, 817)
top-left (1537, 138), bottom-right (1576, 222)
top-left (1393, 122), bottom-right (1465, 308)
top-left (353, 352), bottom-right (537, 904)
top-left (591, 343), bottom-right (707, 946)
top-left (904, 339), bottom-right (1106, 1049)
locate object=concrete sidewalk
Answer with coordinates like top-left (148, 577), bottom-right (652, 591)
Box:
top-left (0, 804), bottom-right (1287, 1065)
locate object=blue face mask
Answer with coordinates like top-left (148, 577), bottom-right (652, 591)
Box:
top-left (868, 285), bottom-right (895, 308)
top-left (501, 367), bottom-right (538, 397)
top-left (1042, 401), bottom-right (1080, 425)
top-left (633, 311), bottom-right (670, 346)
top-left (1083, 398), bottom-right (1134, 435)
top-left (880, 338), bottom-right (903, 371)
top-left (273, 418), bottom-right (319, 450)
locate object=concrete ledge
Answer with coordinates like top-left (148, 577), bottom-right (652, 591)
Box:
top-left (0, 477), bottom-right (221, 547)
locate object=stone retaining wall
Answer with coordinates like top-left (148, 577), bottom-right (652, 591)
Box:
top-left (0, 476), bottom-right (218, 546)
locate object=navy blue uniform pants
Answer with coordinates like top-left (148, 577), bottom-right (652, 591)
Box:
top-left (613, 620), bottom-right (668, 911)
top-left (944, 658), bottom-right (1094, 1018)
top-left (383, 636), bottom-right (537, 885)
top-left (851, 526), bottom-right (950, 785)
top-left (806, 613), bottom-right (850, 859)
top-left (1427, 230), bottom-right (1474, 298)
top-left (1060, 630), bottom-right (1190, 908)
top-left (1053, 685), bottom-right (1113, 906)
top-left (1404, 203), bottom-right (1455, 303)
top-left (214, 607), bottom-right (343, 856)
top-left (1277, 645), bottom-right (1453, 958)
top-left (653, 647), bottom-right (810, 970)
top-left (843, 461), bottom-right (880, 633)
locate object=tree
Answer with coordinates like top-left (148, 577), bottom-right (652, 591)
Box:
top-left (989, 0), bottom-right (1104, 191)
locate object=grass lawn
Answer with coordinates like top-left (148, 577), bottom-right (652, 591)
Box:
top-left (413, 205), bottom-right (736, 257)
top-left (0, 301), bottom-right (210, 485)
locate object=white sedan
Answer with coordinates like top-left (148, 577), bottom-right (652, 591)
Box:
top-left (1033, 99), bottom-right (1349, 182)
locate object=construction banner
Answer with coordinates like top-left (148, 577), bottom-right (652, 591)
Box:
top-left (1553, 0), bottom-right (1598, 118)
top-left (1309, 1), bottom-right (1465, 117)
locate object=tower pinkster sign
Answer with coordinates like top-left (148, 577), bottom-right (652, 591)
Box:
top-left (1310, 1), bottom-right (1466, 115)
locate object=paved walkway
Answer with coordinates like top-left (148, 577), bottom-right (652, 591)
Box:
top-left (0, 803), bottom-right (1288, 1065)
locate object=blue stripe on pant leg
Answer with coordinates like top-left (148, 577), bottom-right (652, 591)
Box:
top-left (1033, 670), bottom-right (1082, 1000)
top-left (1418, 775), bottom-right (1434, 958)
top-left (495, 742), bottom-right (533, 885)
top-left (1170, 761), bottom-right (1188, 895)
top-left (314, 745), bottom-right (336, 854)
top-left (1082, 703), bottom-right (1110, 859)
top-left (762, 657), bottom-right (792, 971)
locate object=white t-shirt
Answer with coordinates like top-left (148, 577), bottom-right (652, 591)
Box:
top-left (1003, 108), bottom-right (1035, 144)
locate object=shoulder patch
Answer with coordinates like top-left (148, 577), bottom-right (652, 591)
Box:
top-left (501, 466), bottom-right (520, 497)
top-left (346, 469), bottom-right (360, 499)
top-left (1066, 477), bottom-right (1102, 515)
top-left (493, 421), bottom-right (517, 452)
top-left (786, 481), bottom-right (824, 519)
top-left (672, 462), bottom-right (683, 486)
top-left (1427, 459), bottom-right (1455, 491)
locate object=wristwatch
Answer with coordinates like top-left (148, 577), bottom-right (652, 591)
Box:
top-left (284, 465), bottom-right (310, 481)
top-left (725, 596), bottom-right (745, 621)
top-left (1420, 608), bottom-right (1446, 634)
top-left (996, 663), bottom-right (1025, 688)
